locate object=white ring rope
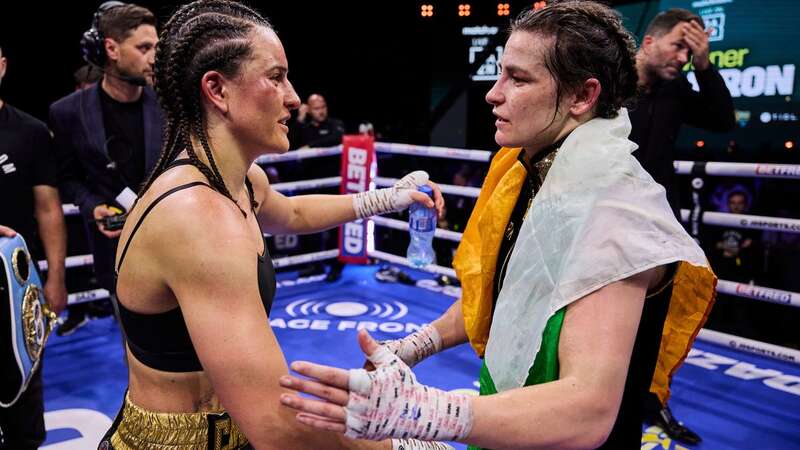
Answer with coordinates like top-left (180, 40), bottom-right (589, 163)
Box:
top-left (271, 177), bottom-right (341, 192)
top-left (39, 254), bottom-right (95, 271)
top-left (375, 142), bottom-right (492, 162)
top-left (680, 209), bottom-right (800, 234)
top-left (717, 280), bottom-right (800, 308)
top-left (371, 216), bottom-right (464, 242)
top-left (374, 177), bottom-right (482, 198)
top-left (696, 328), bottom-right (800, 366)
top-left (255, 145), bottom-right (342, 163)
top-left (271, 249), bottom-right (339, 269)
top-left (62, 204), bottom-right (79, 216)
top-left (68, 288), bottom-right (111, 306)
top-left (368, 250), bottom-right (457, 278)
top-left (674, 160), bottom-right (800, 179)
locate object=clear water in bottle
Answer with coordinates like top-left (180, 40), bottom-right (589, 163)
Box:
top-left (407, 185), bottom-right (437, 268)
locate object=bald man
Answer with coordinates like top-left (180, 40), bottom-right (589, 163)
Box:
top-left (294, 93), bottom-right (345, 148)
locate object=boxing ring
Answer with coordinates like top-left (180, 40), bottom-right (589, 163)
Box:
top-left (41, 140), bottom-right (800, 449)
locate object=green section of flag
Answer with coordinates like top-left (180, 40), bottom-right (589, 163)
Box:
top-left (467, 308), bottom-right (566, 450)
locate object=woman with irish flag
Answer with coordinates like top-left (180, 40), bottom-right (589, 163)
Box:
top-left (279, 2), bottom-right (716, 450)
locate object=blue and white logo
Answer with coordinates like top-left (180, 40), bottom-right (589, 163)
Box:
top-left (271, 295), bottom-right (421, 334)
top-left (285, 298), bottom-right (408, 320)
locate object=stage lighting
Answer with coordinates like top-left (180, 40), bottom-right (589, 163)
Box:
top-left (786, 140), bottom-right (795, 150)
top-left (695, 140), bottom-right (705, 148)
top-left (534, 1), bottom-right (547, 10)
top-left (421, 4), bottom-right (434, 17)
top-left (497, 3), bottom-right (510, 16)
top-left (458, 4), bottom-right (471, 17)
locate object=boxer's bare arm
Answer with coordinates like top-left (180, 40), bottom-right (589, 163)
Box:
top-left (152, 189), bottom-right (388, 450)
top-left (247, 164), bottom-right (443, 236)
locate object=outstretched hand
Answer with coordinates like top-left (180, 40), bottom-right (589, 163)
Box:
top-left (279, 329), bottom-right (388, 433)
top-left (280, 330), bottom-right (473, 442)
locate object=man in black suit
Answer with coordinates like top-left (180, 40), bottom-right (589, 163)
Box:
top-left (49, 2), bottom-right (163, 335)
top-left (629, 8), bottom-right (735, 445)
top-left (630, 8), bottom-right (735, 216)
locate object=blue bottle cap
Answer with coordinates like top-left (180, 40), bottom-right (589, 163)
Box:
top-left (417, 185), bottom-right (433, 198)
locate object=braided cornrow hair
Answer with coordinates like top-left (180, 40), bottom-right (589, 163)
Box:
top-left (510, 0), bottom-right (639, 119)
top-left (140, 0), bottom-right (267, 215)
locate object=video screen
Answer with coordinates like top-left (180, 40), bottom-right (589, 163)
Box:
top-left (660, 0), bottom-right (798, 161)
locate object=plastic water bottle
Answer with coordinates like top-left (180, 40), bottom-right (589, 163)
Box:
top-left (407, 185), bottom-right (437, 267)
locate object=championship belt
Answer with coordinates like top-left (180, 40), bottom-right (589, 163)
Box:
top-left (0, 234), bottom-right (57, 407)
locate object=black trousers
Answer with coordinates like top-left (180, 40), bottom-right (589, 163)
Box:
top-left (0, 359), bottom-right (45, 450)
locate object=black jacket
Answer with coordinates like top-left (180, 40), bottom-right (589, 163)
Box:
top-left (629, 67), bottom-right (735, 212)
top-left (49, 83), bottom-right (163, 289)
top-left (296, 118), bottom-right (345, 148)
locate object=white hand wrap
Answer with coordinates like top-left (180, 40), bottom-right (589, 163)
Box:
top-left (344, 345), bottom-right (473, 442)
top-left (352, 171), bottom-right (430, 219)
top-left (381, 324), bottom-right (443, 368)
top-left (392, 439), bottom-right (456, 450)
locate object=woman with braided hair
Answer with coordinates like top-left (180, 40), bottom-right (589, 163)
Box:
top-left (99, 1), bottom-right (447, 449)
top-left (279, 2), bottom-right (717, 449)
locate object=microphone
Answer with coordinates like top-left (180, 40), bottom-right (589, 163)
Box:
top-left (85, 60), bottom-right (149, 87)
top-left (105, 70), bottom-right (148, 87)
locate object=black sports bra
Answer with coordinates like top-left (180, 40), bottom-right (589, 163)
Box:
top-left (114, 159), bottom-right (276, 372)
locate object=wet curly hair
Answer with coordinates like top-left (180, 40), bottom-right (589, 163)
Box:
top-left (511, 0), bottom-right (639, 119)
